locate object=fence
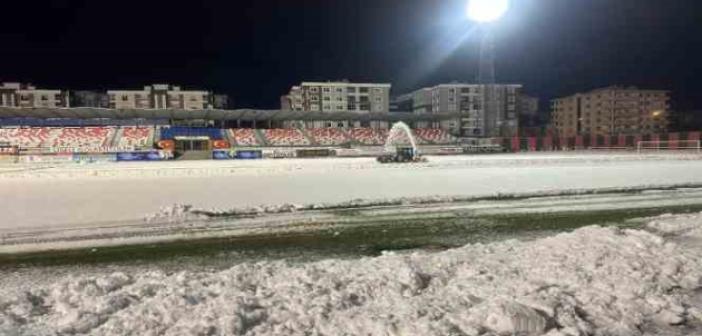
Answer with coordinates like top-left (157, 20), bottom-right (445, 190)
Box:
top-left (498, 131), bottom-right (702, 153)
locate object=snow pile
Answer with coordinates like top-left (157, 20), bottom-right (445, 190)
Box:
top-left (2, 217), bottom-right (702, 335)
top-left (142, 204), bottom-right (203, 223)
top-left (647, 212), bottom-right (702, 236)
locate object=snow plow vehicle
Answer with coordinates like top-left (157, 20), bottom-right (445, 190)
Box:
top-left (377, 147), bottom-right (427, 163)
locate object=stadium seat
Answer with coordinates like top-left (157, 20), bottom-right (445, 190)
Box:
top-left (117, 127), bottom-right (154, 149)
top-left (230, 129), bottom-right (260, 146)
top-left (414, 129), bottom-right (458, 145)
top-left (308, 128), bottom-right (350, 146)
top-left (263, 129), bottom-right (311, 146)
top-left (347, 128), bottom-right (387, 145)
top-left (50, 127), bottom-right (115, 150)
top-left (0, 127), bottom-right (56, 148)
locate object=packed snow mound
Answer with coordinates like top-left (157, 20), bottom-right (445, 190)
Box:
top-left (2, 219), bottom-right (702, 335)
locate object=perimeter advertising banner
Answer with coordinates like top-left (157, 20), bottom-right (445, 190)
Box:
top-left (116, 151), bottom-right (171, 162)
top-left (212, 150), bottom-right (233, 160)
top-left (212, 150), bottom-right (264, 160)
top-left (295, 149), bottom-right (333, 158)
top-left (235, 150), bottom-right (263, 160)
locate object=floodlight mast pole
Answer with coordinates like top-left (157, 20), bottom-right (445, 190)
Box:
top-left (478, 24), bottom-right (500, 137)
top-left (478, 25), bottom-right (496, 85)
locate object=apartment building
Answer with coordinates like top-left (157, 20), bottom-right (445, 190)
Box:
top-left (108, 84), bottom-right (215, 110)
top-left (0, 82), bottom-right (70, 108)
top-left (71, 91), bottom-right (110, 108)
top-left (551, 86), bottom-right (670, 137)
top-left (396, 83), bottom-right (522, 137)
top-left (281, 81), bottom-right (391, 113)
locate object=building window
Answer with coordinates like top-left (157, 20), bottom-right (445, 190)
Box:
top-left (323, 87), bottom-right (331, 93)
top-left (347, 87), bottom-right (356, 93)
top-left (122, 95), bottom-right (129, 101)
top-left (373, 88), bottom-right (382, 93)
top-left (335, 88), bottom-right (343, 93)
top-left (359, 87), bottom-right (369, 94)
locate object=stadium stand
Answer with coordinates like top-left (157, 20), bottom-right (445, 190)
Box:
top-left (347, 128), bottom-right (387, 145)
top-left (414, 129), bottom-right (458, 145)
top-left (116, 127), bottom-right (154, 149)
top-left (308, 128), bottom-right (350, 146)
top-left (160, 127), bottom-right (224, 140)
top-left (0, 127), bottom-right (55, 148)
top-left (229, 129), bottom-right (261, 146)
top-left (263, 129), bottom-right (311, 146)
top-left (50, 127), bottom-right (115, 149)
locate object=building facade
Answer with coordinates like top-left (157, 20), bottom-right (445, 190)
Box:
top-left (396, 83), bottom-right (521, 137)
top-left (281, 82), bottom-right (391, 113)
top-left (71, 91), bottom-right (110, 108)
top-left (551, 86), bottom-right (670, 137)
top-left (0, 82), bottom-right (70, 108)
top-left (108, 84), bottom-right (216, 110)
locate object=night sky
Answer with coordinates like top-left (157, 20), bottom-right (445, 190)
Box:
top-left (2, 0), bottom-right (701, 111)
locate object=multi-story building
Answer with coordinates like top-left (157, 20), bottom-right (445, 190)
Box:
top-left (0, 82), bottom-right (70, 108)
top-left (518, 94), bottom-right (539, 119)
top-left (212, 94), bottom-right (230, 110)
top-left (108, 84), bottom-right (216, 110)
top-left (551, 86), bottom-right (670, 137)
top-left (71, 91), bottom-right (110, 108)
top-left (397, 83), bottom-right (521, 137)
top-left (281, 81), bottom-right (391, 113)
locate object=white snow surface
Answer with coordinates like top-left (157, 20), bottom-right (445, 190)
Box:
top-left (2, 153), bottom-right (702, 228)
top-left (1, 213), bottom-right (702, 335)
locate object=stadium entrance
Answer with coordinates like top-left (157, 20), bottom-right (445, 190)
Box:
top-left (174, 137), bottom-right (212, 160)
top-left (174, 139), bottom-right (210, 151)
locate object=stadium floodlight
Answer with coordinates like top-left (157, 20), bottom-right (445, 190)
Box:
top-left (466, 0), bottom-right (510, 23)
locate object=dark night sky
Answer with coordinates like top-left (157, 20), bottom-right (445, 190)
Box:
top-left (2, 0), bottom-right (701, 111)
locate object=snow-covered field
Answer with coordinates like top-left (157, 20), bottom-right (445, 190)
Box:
top-left (2, 152), bottom-right (702, 229)
top-left (1, 212), bottom-right (701, 335)
top-left (2, 153), bottom-right (702, 335)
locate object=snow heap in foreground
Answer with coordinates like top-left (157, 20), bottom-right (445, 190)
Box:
top-left (2, 215), bottom-right (702, 336)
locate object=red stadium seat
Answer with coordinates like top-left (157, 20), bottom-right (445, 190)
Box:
top-left (414, 129), bottom-right (458, 145)
top-left (347, 128), bottom-right (387, 145)
top-left (230, 129), bottom-right (260, 146)
top-left (263, 129), bottom-right (311, 146)
top-left (0, 127), bottom-right (55, 148)
top-left (51, 127), bottom-right (115, 150)
top-left (117, 127), bottom-right (154, 149)
top-left (308, 128), bottom-right (349, 146)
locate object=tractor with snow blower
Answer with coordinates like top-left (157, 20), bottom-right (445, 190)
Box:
top-left (377, 147), bottom-right (427, 164)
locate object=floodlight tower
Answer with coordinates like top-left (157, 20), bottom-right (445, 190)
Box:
top-left (466, 0), bottom-right (509, 84)
top-left (466, 0), bottom-right (510, 137)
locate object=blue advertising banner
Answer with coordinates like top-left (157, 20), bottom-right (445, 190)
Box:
top-left (212, 150), bottom-right (232, 160)
top-left (235, 150), bottom-right (263, 160)
top-left (116, 151), bottom-right (170, 162)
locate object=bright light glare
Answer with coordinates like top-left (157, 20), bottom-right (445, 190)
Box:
top-left (466, 0), bottom-right (510, 23)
